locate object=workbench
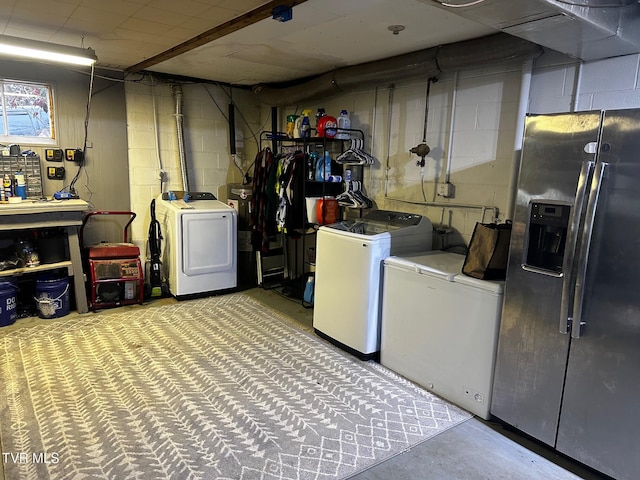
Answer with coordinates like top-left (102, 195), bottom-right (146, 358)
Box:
top-left (0, 199), bottom-right (90, 314)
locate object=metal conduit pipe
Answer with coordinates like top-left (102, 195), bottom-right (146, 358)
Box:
top-left (252, 33), bottom-right (543, 106)
top-left (385, 197), bottom-right (499, 223)
top-left (444, 72), bottom-right (458, 185)
top-left (171, 84), bottom-right (190, 192)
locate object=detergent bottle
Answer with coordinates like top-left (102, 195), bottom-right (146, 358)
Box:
top-left (303, 275), bottom-right (315, 305)
top-left (293, 110), bottom-right (311, 138)
top-left (315, 151), bottom-right (332, 181)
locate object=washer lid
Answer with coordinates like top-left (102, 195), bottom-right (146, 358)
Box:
top-left (324, 210), bottom-right (428, 236)
top-left (384, 251), bottom-right (465, 281)
top-left (321, 220), bottom-right (396, 236)
top-left (363, 209), bottom-right (423, 226)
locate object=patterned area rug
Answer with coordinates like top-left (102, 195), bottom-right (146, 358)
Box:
top-left (0, 293), bottom-right (471, 479)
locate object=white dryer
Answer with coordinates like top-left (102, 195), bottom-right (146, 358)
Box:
top-left (155, 192), bottom-right (237, 298)
top-left (313, 210), bottom-right (432, 359)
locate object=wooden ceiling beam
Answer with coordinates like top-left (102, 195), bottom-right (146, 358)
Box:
top-left (126, 0), bottom-right (309, 73)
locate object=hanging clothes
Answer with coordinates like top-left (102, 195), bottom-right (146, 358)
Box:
top-left (285, 151), bottom-right (305, 233)
top-left (275, 150), bottom-right (305, 234)
top-left (275, 152), bottom-right (292, 233)
top-left (250, 147), bottom-right (278, 253)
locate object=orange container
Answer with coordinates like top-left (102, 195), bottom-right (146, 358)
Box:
top-left (316, 198), bottom-right (339, 225)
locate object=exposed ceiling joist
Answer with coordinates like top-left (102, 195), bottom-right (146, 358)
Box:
top-left (126, 0), bottom-right (309, 73)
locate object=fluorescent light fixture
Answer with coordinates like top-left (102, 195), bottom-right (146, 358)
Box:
top-left (0, 34), bottom-right (97, 66)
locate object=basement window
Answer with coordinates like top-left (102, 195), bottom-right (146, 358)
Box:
top-left (0, 79), bottom-right (55, 145)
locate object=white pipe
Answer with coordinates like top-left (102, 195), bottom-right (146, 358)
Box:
top-left (506, 59), bottom-right (533, 221)
top-left (370, 86), bottom-right (378, 192)
top-left (572, 61), bottom-right (583, 112)
top-left (444, 72), bottom-right (458, 184)
top-left (384, 85), bottom-right (395, 196)
top-left (171, 84), bottom-right (190, 192)
top-left (151, 78), bottom-right (164, 180)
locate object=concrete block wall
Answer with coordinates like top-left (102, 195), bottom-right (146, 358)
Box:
top-left (530, 50), bottom-right (640, 114)
top-left (125, 80), bottom-right (260, 250)
top-left (277, 50), bottom-right (640, 248)
top-left (280, 62), bottom-right (525, 248)
top-left (123, 50), bottom-right (640, 252)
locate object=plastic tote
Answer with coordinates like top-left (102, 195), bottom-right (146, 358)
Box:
top-left (0, 281), bottom-right (17, 327)
top-left (35, 276), bottom-right (70, 319)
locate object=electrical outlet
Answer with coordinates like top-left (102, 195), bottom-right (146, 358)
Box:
top-left (437, 182), bottom-right (454, 198)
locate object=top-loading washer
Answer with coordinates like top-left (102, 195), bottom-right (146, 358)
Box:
top-left (380, 251), bottom-right (503, 419)
top-left (313, 210), bottom-right (432, 359)
top-left (155, 192), bottom-right (237, 298)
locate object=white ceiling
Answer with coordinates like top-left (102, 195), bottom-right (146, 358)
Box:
top-left (0, 0), bottom-right (497, 85)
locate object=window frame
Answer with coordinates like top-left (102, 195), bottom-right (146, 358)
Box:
top-left (0, 78), bottom-right (57, 146)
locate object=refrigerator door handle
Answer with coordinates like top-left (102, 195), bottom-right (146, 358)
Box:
top-left (559, 160), bottom-right (594, 334)
top-left (571, 161), bottom-right (607, 339)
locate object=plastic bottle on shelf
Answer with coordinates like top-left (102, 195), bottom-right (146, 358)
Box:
top-left (301, 110), bottom-right (312, 138)
top-left (315, 153), bottom-right (324, 182)
top-left (324, 151), bottom-right (332, 180)
top-left (294, 116), bottom-right (303, 138)
top-left (315, 151), bottom-right (332, 181)
top-left (14, 171), bottom-right (26, 199)
top-left (3, 174), bottom-right (13, 198)
top-left (336, 110), bottom-right (351, 139)
top-left (303, 275), bottom-right (314, 305)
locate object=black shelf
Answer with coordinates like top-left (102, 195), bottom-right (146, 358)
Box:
top-left (258, 127), bottom-right (369, 306)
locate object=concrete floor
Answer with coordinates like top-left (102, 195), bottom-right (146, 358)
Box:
top-left (0, 287), bottom-right (607, 480)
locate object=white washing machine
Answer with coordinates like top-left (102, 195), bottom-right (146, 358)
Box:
top-left (380, 251), bottom-right (503, 419)
top-left (313, 210), bottom-right (432, 359)
top-left (155, 192), bottom-right (237, 298)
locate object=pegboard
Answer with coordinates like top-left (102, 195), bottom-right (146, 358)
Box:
top-left (0, 155), bottom-right (44, 198)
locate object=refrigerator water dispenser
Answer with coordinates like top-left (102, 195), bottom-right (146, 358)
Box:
top-left (525, 202), bottom-right (571, 274)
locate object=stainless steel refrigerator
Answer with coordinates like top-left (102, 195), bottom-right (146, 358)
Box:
top-left (491, 109), bottom-right (640, 480)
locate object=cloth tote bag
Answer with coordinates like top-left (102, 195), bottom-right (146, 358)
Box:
top-left (462, 222), bottom-right (512, 280)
